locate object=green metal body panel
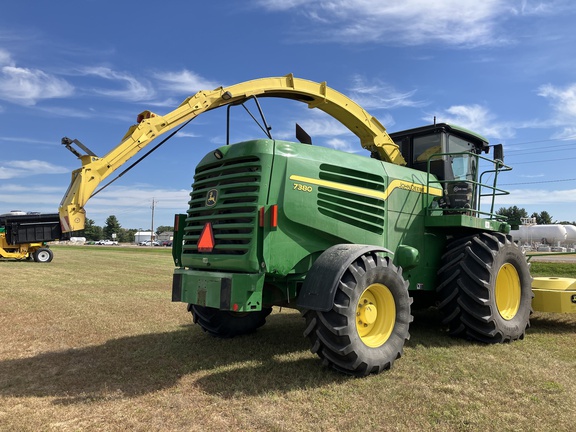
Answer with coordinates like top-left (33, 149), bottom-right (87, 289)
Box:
top-left (172, 136), bottom-right (506, 311)
top-left (426, 213), bottom-right (509, 233)
top-left (174, 268), bottom-right (265, 312)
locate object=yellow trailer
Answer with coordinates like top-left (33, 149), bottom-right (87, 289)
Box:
top-left (532, 277), bottom-right (576, 314)
top-left (0, 213), bottom-right (61, 262)
top-left (0, 234), bottom-right (52, 262)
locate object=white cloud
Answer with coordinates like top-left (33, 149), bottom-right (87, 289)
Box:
top-left (537, 83), bottom-right (576, 138)
top-left (349, 76), bottom-right (426, 110)
top-left (35, 105), bottom-right (95, 119)
top-left (0, 63), bottom-right (74, 106)
top-left (256, 0), bottom-right (308, 11)
top-left (295, 117), bottom-right (350, 138)
top-left (519, 173), bottom-right (545, 178)
top-left (88, 185), bottom-right (190, 209)
top-left (80, 66), bottom-right (155, 102)
top-left (0, 184), bottom-right (62, 193)
top-left (81, 185), bottom-right (191, 227)
top-left (516, 0), bottom-right (572, 15)
top-left (538, 83), bottom-right (576, 118)
top-left (256, 0), bottom-right (518, 47)
top-left (144, 97), bottom-right (182, 108)
top-left (154, 70), bottom-right (220, 94)
top-left (175, 131), bottom-right (201, 139)
top-left (0, 184), bottom-right (63, 210)
top-left (0, 136), bottom-right (56, 145)
top-left (432, 104), bottom-right (514, 139)
top-left (0, 160), bottom-right (69, 179)
top-left (325, 138), bottom-right (357, 152)
top-left (0, 48), bottom-right (13, 66)
top-left (0, 193), bottom-right (61, 211)
top-left (495, 188), bottom-right (576, 205)
top-left (0, 182), bottom-right (190, 227)
top-left (73, 67), bottom-right (220, 103)
top-left (274, 97), bottom-right (396, 148)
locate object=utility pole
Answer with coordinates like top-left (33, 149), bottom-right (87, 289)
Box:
top-left (150, 198), bottom-right (157, 245)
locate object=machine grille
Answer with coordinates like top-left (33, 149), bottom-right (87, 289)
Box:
top-left (317, 164), bottom-right (385, 234)
top-left (183, 156), bottom-right (261, 255)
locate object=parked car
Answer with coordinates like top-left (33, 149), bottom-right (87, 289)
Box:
top-left (161, 241), bottom-right (173, 247)
top-left (138, 240), bottom-right (159, 246)
top-left (96, 239), bottom-right (118, 245)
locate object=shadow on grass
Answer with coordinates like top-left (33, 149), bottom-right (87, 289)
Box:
top-left (528, 312), bottom-right (576, 334)
top-left (408, 307), bottom-right (576, 345)
top-left (0, 313), bottom-right (347, 403)
top-left (406, 308), bottom-right (471, 349)
top-left (3, 306), bottom-right (535, 403)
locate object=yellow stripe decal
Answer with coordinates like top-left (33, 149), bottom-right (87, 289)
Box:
top-left (289, 175), bottom-right (443, 199)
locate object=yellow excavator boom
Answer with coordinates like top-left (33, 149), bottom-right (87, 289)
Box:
top-left (59, 74), bottom-right (405, 233)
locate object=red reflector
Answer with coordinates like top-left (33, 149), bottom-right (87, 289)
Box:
top-left (271, 205), bottom-right (278, 227)
top-left (174, 214), bottom-right (179, 232)
top-left (197, 222), bottom-right (214, 253)
top-left (259, 207), bottom-right (265, 227)
top-left (233, 303), bottom-right (239, 311)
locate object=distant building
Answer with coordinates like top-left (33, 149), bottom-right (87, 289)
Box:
top-left (157, 231), bottom-right (174, 242)
top-left (135, 231), bottom-right (154, 244)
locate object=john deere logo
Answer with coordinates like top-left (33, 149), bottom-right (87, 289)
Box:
top-left (206, 189), bottom-right (218, 207)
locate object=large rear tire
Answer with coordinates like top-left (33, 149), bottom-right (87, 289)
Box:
top-left (303, 251), bottom-right (412, 376)
top-left (437, 233), bottom-right (532, 343)
top-left (190, 305), bottom-right (272, 338)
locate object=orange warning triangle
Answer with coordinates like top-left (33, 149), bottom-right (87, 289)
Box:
top-left (197, 222), bottom-right (214, 253)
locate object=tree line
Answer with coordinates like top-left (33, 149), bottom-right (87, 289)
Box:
top-left (83, 215), bottom-right (173, 242)
top-left (497, 206), bottom-right (576, 230)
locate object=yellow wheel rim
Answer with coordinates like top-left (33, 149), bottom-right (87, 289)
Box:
top-left (356, 283), bottom-right (396, 347)
top-left (495, 263), bottom-right (521, 320)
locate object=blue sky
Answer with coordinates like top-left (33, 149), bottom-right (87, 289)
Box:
top-left (1, 0), bottom-right (576, 230)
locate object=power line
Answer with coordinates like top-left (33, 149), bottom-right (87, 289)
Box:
top-left (506, 142), bottom-right (576, 155)
top-left (503, 136), bottom-right (576, 147)
top-left (500, 178), bottom-right (576, 186)
top-left (511, 156), bottom-right (576, 165)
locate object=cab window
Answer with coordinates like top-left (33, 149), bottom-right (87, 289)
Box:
top-left (447, 135), bottom-right (476, 181)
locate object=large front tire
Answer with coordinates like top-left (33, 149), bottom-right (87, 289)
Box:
top-left (437, 233), bottom-right (533, 343)
top-left (190, 305), bottom-right (272, 338)
top-left (304, 252), bottom-right (412, 377)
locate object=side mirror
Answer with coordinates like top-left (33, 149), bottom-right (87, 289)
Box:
top-left (493, 144), bottom-right (504, 162)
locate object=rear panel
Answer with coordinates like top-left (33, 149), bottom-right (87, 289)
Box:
top-left (181, 140), bottom-right (274, 272)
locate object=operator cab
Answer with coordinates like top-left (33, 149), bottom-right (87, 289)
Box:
top-left (390, 123), bottom-right (489, 210)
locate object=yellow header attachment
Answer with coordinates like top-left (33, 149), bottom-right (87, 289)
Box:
top-left (59, 74), bottom-right (405, 233)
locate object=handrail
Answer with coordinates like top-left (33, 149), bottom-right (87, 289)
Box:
top-left (425, 152), bottom-right (512, 220)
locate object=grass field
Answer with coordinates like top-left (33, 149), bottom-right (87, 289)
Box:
top-left (1, 246), bottom-right (575, 431)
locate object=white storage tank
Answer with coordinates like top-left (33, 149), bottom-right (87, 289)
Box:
top-left (1, 210), bottom-right (27, 216)
top-left (511, 225), bottom-right (567, 244)
top-left (563, 225), bottom-right (576, 242)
